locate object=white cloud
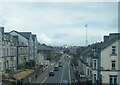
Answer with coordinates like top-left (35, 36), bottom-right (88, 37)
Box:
top-left (0, 2), bottom-right (118, 46)
top-left (0, 0), bottom-right (119, 2)
top-left (38, 34), bottom-right (53, 44)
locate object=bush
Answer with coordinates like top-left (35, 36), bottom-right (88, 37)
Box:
top-left (50, 52), bottom-right (62, 62)
top-left (17, 60), bottom-right (36, 69)
top-left (17, 65), bottom-right (26, 70)
top-left (2, 74), bottom-right (6, 78)
top-left (25, 60), bottom-right (35, 68)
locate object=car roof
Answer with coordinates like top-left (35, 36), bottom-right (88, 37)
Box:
top-left (50, 70), bottom-right (54, 72)
top-left (62, 80), bottom-right (68, 83)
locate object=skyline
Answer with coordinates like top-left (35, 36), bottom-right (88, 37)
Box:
top-left (0, 2), bottom-right (118, 46)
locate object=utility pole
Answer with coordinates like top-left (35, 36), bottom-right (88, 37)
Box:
top-left (85, 24), bottom-right (88, 46)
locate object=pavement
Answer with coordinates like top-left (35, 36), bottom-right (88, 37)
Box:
top-left (31, 65), bottom-right (54, 84)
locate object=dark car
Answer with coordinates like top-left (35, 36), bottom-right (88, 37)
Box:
top-left (59, 61), bottom-right (62, 64)
top-left (54, 66), bottom-right (59, 71)
top-left (49, 71), bottom-right (55, 76)
top-left (59, 64), bottom-right (62, 67)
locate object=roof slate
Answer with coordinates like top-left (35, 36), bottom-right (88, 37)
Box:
top-left (10, 30), bottom-right (32, 40)
top-left (37, 44), bottom-right (52, 51)
top-left (19, 32), bottom-right (32, 39)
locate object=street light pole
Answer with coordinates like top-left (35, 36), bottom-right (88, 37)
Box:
top-left (85, 24), bottom-right (88, 46)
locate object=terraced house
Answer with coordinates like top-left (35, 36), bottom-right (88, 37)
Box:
top-left (78, 33), bottom-right (120, 85)
top-left (10, 30), bottom-right (34, 62)
top-left (0, 27), bottom-right (16, 72)
top-left (100, 33), bottom-right (120, 85)
top-left (10, 30), bottom-right (29, 66)
top-left (0, 27), bottom-right (39, 72)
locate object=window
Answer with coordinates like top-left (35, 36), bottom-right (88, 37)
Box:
top-left (93, 60), bottom-right (97, 69)
top-left (7, 48), bottom-right (9, 56)
top-left (111, 46), bottom-right (116, 55)
top-left (93, 74), bottom-right (96, 83)
top-left (111, 61), bottom-right (116, 70)
top-left (109, 75), bottom-right (117, 85)
top-left (0, 62), bottom-right (1, 71)
top-left (3, 48), bottom-right (5, 56)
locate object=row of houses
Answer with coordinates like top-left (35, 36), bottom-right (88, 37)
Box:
top-left (0, 27), bottom-right (51, 73)
top-left (78, 33), bottom-right (120, 85)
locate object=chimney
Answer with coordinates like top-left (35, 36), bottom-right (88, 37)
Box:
top-left (103, 36), bottom-right (109, 42)
top-left (109, 33), bottom-right (120, 40)
top-left (0, 27), bottom-right (4, 39)
top-left (0, 27), bottom-right (4, 33)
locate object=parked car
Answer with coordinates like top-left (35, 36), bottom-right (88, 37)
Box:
top-left (49, 71), bottom-right (55, 76)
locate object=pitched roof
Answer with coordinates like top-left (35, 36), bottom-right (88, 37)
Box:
top-left (19, 32), bottom-right (32, 39)
top-left (81, 42), bottom-right (104, 57)
top-left (37, 44), bottom-right (52, 51)
top-left (101, 33), bottom-right (120, 50)
top-left (10, 30), bottom-right (32, 40)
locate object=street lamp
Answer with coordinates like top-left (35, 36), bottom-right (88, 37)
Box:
top-left (85, 24), bottom-right (88, 46)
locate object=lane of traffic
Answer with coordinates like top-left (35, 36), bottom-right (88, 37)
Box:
top-left (43, 56), bottom-right (69, 84)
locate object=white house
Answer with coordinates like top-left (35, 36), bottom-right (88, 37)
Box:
top-left (100, 33), bottom-right (120, 85)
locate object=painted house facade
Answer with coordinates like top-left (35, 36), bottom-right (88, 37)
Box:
top-left (100, 33), bottom-right (120, 85)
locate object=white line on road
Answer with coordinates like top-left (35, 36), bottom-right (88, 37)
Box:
top-left (60, 61), bottom-right (67, 83)
top-left (68, 60), bottom-right (71, 85)
top-left (40, 76), bottom-right (48, 85)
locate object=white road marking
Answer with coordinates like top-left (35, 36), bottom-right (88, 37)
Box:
top-left (60, 61), bottom-right (67, 83)
top-left (40, 76), bottom-right (48, 85)
top-left (68, 60), bottom-right (71, 85)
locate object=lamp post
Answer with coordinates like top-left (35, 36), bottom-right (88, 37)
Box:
top-left (85, 24), bottom-right (88, 46)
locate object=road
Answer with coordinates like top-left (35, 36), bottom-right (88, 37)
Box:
top-left (41, 57), bottom-right (72, 85)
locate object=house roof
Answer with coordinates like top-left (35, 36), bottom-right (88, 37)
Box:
top-left (37, 44), bottom-right (52, 51)
top-left (101, 33), bottom-right (120, 50)
top-left (80, 33), bottom-right (120, 60)
top-left (19, 32), bottom-right (32, 39)
top-left (81, 42), bottom-right (104, 58)
top-left (10, 30), bottom-right (32, 40)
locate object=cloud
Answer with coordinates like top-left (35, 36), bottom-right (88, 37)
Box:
top-left (0, 2), bottom-right (118, 46)
top-left (38, 34), bottom-right (53, 44)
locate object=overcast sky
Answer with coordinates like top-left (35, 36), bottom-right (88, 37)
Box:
top-left (0, 2), bottom-right (118, 46)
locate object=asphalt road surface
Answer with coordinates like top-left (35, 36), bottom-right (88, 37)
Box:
top-left (41, 57), bottom-right (72, 85)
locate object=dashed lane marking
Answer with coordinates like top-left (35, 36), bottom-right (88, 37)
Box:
top-left (68, 61), bottom-right (71, 85)
top-left (40, 76), bottom-right (48, 85)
